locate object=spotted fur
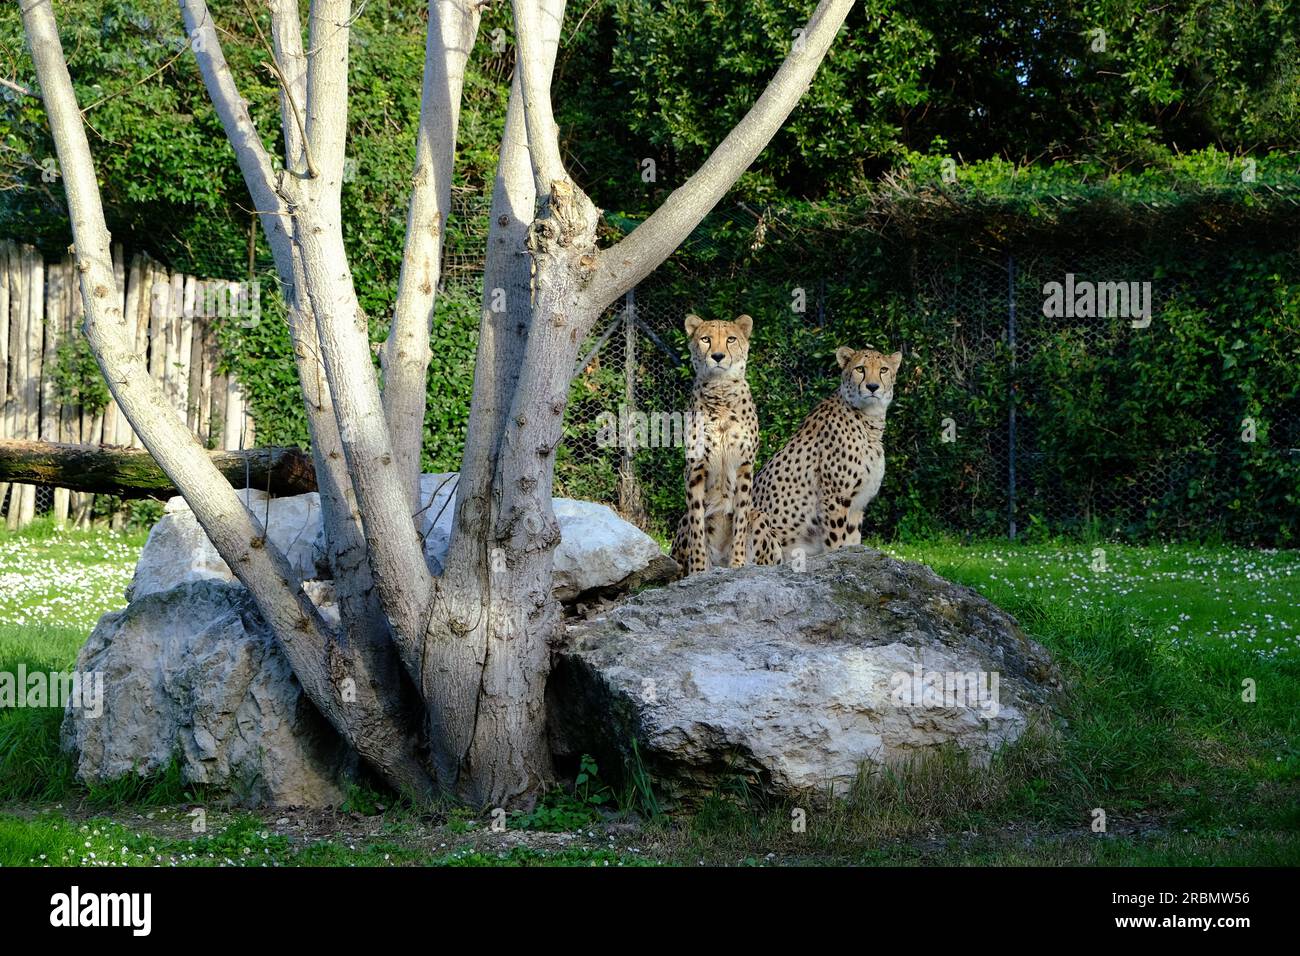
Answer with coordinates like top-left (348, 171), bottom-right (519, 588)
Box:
top-left (670, 313), bottom-right (760, 575)
top-left (751, 347), bottom-right (903, 562)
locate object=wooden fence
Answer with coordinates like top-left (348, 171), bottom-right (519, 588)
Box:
top-left (0, 240), bottom-right (256, 529)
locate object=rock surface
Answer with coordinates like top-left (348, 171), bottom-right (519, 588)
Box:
top-left (400, 474), bottom-right (675, 599)
top-left (63, 581), bottom-right (354, 807)
top-left (129, 490), bottom-right (321, 600)
top-left (549, 547), bottom-right (1059, 804)
top-left (131, 475), bottom-right (674, 602)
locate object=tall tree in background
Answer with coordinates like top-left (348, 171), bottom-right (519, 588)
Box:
top-left (18, 0), bottom-right (854, 803)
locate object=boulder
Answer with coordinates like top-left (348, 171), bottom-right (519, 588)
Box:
top-left (63, 580), bottom-right (354, 807)
top-left (402, 474), bottom-right (675, 599)
top-left (129, 490), bottom-right (322, 601)
top-left (549, 547), bottom-right (1060, 804)
top-left (132, 475), bottom-right (674, 604)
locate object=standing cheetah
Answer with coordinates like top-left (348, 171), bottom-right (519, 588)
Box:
top-left (670, 313), bottom-right (760, 575)
top-left (752, 346), bottom-right (903, 561)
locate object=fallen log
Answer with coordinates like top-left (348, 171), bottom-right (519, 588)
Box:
top-left (0, 439), bottom-right (317, 498)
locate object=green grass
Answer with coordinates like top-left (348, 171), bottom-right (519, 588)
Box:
top-left (0, 520), bottom-right (1297, 865)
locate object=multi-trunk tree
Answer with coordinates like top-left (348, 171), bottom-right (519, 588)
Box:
top-left (19, 0), bottom-right (854, 805)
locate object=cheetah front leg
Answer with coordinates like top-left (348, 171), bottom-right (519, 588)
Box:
top-left (683, 457), bottom-right (710, 574)
top-left (728, 459), bottom-right (754, 568)
top-left (844, 508), bottom-right (864, 547)
top-left (819, 492), bottom-right (853, 551)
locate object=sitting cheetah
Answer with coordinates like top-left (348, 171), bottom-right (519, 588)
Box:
top-left (670, 313), bottom-right (760, 574)
top-left (752, 346), bottom-right (903, 561)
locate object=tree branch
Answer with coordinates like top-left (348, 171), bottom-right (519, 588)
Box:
top-left (510, 0), bottom-right (568, 194)
top-left (181, 0), bottom-right (381, 657)
top-left (260, 0), bottom-right (316, 176)
top-left (585, 0), bottom-right (855, 307)
top-left (179, 0), bottom-right (295, 278)
top-left (382, 0), bottom-right (482, 510)
top-left (287, 178), bottom-right (436, 681)
top-left (445, 71), bottom-right (535, 579)
top-left (305, 0), bottom-right (352, 213)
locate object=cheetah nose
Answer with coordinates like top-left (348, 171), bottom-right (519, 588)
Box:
top-left (866, 382), bottom-right (880, 393)
top-left (711, 352), bottom-right (725, 363)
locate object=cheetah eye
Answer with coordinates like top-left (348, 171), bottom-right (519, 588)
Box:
top-left (727, 336), bottom-right (737, 344)
top-left (880, 367), bottom-right (889, 376)
top-left (701, 336), bottom-right (710, 344)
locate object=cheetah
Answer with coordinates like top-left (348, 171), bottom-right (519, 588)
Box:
top-left (751, 346), bottom-right (903, 562)
top-left (670, 313), bottom-right (760, 575)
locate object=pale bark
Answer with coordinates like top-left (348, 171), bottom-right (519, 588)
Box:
top-left (510, 0), bottom-right (568, 193)
top-left (184, 1), bottom-right (414, 756)
top-left (267, 0), bottom-right (309, 172)
top-left (23, 0), bottom-right (432, 800)
top-left (383, 1), bottom-right (482, 510)
top-left (445, 74), bottom-right (535, 576)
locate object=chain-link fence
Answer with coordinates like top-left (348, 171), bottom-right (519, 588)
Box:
top-left (558, 205), bottom-right (1300, 545)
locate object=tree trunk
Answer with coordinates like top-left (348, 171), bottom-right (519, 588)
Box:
top-left (0, 439), bottom-right (317, 498)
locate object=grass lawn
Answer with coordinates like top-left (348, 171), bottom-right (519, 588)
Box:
top-left (0, 519), bottom-right (1296, 866)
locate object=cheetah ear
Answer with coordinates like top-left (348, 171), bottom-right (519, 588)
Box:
top-left (835, 346), bottom-right (856, 369)
top-left (684, 313), bottom-right (704, 337)
top-left (888, 350), bottom-right (903, 371)
top-left (733, 314), bottom-right (753, 338)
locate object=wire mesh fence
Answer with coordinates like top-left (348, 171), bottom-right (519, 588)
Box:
top-left (558, 207), bottom-right (1300, 545)
top-left (7, 194), bottom-right (1293, 544)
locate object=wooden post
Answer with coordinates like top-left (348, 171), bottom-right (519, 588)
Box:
top-left (17, 245), bottom-right (43, 526)
top-left (210, 284), bottom-right (228, 450)
top-left (200, 290), bottom-right (218, 446)
top-left (61, 253), bottom-right (82, 519)
top-left (100, 244), bottom-right (124, 449)
top-left (5, 242), bottom-right (23, 528)
top-left (224, 376), bottom-right (243, 450)
top-left (179, 274), bottom-right (195, 425)
top-left (4, 242), bottom-right (20, 447)
top-left (188, 309), bottom-right (205, 433)
top-left (45, 259), bottom-right (69, 527)
top-left (117, 252), bottom-right (143, 446)
top-left (66, 249), bottom-right (92, 527)
top-left (130, 258), bottom-right (153, 449)
top-left (147, 265), bottom-right (166, 384)
top-left (169, 272), bottom-right (184, 418)
top-left (0, 239), bottom-right (11, 518)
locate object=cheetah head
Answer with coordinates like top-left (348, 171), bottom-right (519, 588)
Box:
top-left (685, 313), bottom-right (753, 382)
top-left (835, 346), bottom-right (902, 414)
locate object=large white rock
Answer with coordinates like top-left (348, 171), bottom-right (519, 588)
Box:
top-left (407, 475), bottom-right (671, 597)
top-left (63, 580), bottom-right (355, 807)
top-left (549, 547), bottom-right (1060, 804)
top-left (132, 475), bottom-right (674, 603)
top-left (129, 489), bottom-right (322, 600)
